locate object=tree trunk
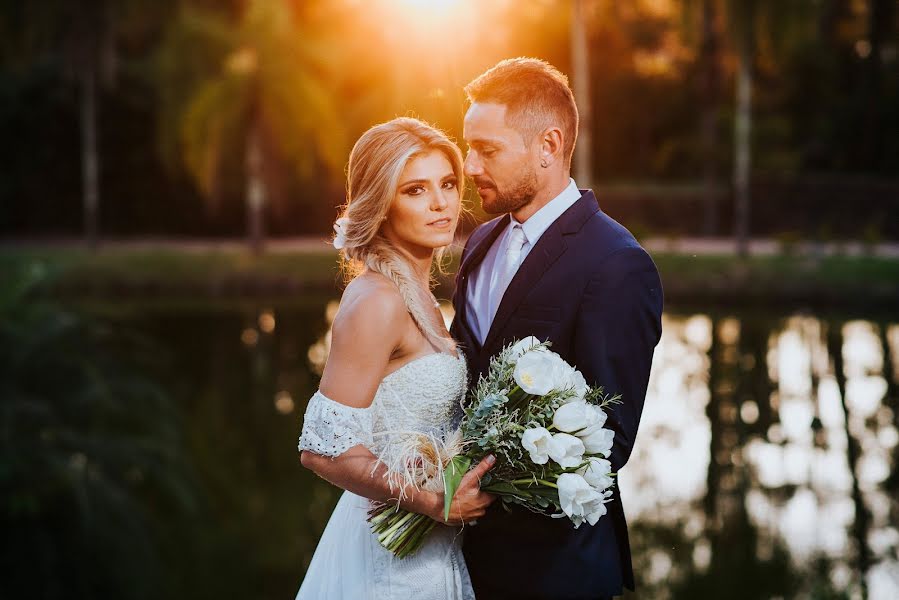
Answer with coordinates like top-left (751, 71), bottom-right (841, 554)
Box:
top-left (246, 122), bottom-right (266, 255)
top-left (570, 0), bottom-right (593, 187)
top-left (733, 5), bottom-right (753, 258)
top-left (699, 0), bottom-right (721, 236)
top-left (859, 0), bottom-right (892, 171)
top-left (80, 63), bottom-right (100, 251)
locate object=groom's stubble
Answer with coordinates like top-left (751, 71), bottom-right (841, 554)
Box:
top-left (476, 164), bottom-right (540, 215)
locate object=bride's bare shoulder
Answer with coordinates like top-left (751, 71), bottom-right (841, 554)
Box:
top-left (333, 273), bottom-right (407, 339)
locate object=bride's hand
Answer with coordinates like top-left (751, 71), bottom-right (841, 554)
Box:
top-left (439, 455), bottom-right (496, 526)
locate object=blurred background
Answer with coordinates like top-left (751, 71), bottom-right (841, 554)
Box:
top-left (1, 0), bottom-right (898, 598)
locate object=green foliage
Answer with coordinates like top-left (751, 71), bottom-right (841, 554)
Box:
top-left (442, 454), bottom-right (470, 522)
top-left (153, 0), bottom-right (346, 208)
top-left (0, 264), bottom-right (197, 599)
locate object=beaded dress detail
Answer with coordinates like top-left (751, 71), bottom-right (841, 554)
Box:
top-left (295, 352), bottom-right (474, 600)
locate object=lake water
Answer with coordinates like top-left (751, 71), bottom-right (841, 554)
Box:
top-left (12, 296), bottom-right (899, 599)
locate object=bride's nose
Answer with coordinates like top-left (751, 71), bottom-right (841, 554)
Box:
top-left (430, 190), bottom-right (448, 212)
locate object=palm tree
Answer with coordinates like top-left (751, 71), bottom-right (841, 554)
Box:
top-left (570, 0), bottom-right (593, 188)
top-left (155, 0), bottom-right (345, 254)
top-left (698, 0), bottom-right (723, 237)
top-left (682, 0), bottom-right (817, 253)
top-left (681, 0), bottom-right (754, 252)
top-left (731, 0), bottom-right (754, 257)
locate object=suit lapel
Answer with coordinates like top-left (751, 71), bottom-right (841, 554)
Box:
top-left (482, 190), bottom-right (599, 352)
top-left (459, 215), bottom-right (510, 279)
top-left (481, 227), bottom-right (566, 351)
top-left (452, 215), bottom-right (510, 356)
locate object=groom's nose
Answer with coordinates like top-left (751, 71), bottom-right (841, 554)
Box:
top-left (464, 151), bottom-right (483, 178)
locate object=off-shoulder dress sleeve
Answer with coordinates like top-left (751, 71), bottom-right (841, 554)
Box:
top-left (297, 390), bottom-right (373, 457)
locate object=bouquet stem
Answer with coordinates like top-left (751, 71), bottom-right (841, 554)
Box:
top-left (368, 504), bottom-right (440, 558)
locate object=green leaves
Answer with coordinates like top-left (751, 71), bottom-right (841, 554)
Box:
top-left (153, 0), bottom-right (346, 209)
top-left (442, 454), bottom-right (471, 522)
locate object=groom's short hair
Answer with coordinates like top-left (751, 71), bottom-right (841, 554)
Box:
top-left (465, 57), bottom-right (579, 167)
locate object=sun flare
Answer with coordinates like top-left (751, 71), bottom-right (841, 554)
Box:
top-left (398, 0), bottom-right (460, 11)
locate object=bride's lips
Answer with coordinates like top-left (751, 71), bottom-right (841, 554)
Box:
top-left (427, 217), bottom-right (452, 228)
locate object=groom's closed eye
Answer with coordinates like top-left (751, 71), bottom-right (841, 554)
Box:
top-left (468, 146), bottom-right (497, 158)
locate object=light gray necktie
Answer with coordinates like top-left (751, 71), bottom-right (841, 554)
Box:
top-left (488, 224), bottom-right (527, 330)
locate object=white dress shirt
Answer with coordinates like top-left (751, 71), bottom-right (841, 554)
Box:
top-left (465, 178), bottom-right (582, 344)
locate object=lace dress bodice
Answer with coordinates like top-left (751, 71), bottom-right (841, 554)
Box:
top-left (298, 352), bottom-right (467, 464)
top-left (296, 352), bottom-right (474, 600)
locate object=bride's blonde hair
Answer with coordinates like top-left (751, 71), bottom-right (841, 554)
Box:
top-left (336, 117), bottom-right (464, 353)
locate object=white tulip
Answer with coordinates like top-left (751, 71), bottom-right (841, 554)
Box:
top-left (508, 336), bottom-right (541, 363)
top-left (565, 369), bottom-right (589, 402)
top-left (578, 403), bottom-right (609, 436)
top-left (547, 432), bottom-right (585, 468)
top-left (583, 490), bottom-right (612, 526)
top-left (579, 457), bottom-right (613, 490)
top-left (581, 427), bottom-right (614, 457)
top-left (547, 353), bottom-right (576, 393)
top-left (557, 473), bottom-right (602, 528)
top-left (521, 427), bottom-right (554, 464)
top-left (552, 362), bottom-right (588, 402)
top-left (513, 350), bottom-right (557, 396)
top-left (553, 401), bottom-right (591, 433)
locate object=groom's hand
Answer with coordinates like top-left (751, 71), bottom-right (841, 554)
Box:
top-left (442, 455), bottom-right (496, 526)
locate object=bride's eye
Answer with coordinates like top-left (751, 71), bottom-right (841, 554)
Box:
top-left (404, 185), bottom-right (425, 196)
top-left (442, 179), bottom-right (457, 190)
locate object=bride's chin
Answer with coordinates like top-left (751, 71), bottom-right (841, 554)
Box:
top-left (419, 233), bottom-right (455, 249)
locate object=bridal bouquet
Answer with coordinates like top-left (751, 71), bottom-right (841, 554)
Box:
top-left (368, 337), bottom-right (620, 558)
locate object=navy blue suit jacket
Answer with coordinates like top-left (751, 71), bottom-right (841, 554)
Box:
top-left (450, 189), bottom-right (663, 599)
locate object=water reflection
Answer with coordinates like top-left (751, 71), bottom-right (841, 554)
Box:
top-left (620, 313), bottom-right (899, 599)
top-left (302, 303), bottom-right (899, 598)
top-left (38, 301), bottom-right (891, 599)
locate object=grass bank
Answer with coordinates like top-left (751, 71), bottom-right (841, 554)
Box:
top-left (2, 246), bottom-right (897, 313)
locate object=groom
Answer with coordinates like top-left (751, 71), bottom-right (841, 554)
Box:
top-left (450, 58), bottom-right (664, 599)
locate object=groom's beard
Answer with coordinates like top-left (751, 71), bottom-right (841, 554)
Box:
top-left (476, 169), bottom-right (538, 215)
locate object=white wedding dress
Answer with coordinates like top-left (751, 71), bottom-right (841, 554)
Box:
top-left (296, 352), bottom-right (475, 600)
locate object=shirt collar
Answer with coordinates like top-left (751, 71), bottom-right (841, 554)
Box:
top-left (510, 178), bottom-right (581, 246)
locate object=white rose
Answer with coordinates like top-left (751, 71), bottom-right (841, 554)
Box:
top-left (508, 336), bottom-right (541, 363)
top-left (513, 350), bottom-right (558, 396)
top-left (578, 457), bottom-right (613, 490)
top-left (521, 427), bottom-right (554, 465)
top-left (552, 401), bottom-right (591, 433)
top-left (581, 427), bottom-right (614, 457)
top-left (557, 473), bottom-right (602, 528)
top-left (547, 432), bottom-right (585, 468)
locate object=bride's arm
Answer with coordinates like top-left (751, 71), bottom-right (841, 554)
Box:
top-left (299, 283), bottom-right (492, 524)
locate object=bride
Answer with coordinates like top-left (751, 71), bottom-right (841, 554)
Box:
top-left (296, 117), bottom-right (495, 599)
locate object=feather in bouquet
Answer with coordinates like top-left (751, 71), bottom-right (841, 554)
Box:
top-left (366, 428), bottom-right (464, 558)
top-left (367, 336), bottom-right (620, 557)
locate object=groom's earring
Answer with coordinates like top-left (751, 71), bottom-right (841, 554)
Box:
top-left (540, 160), bottom-right (548, 168)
